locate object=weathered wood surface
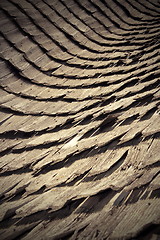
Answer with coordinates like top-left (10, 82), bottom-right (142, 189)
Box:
top-left (0, 0), bottom-right (160, 239)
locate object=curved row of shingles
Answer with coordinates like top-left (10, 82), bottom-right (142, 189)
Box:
top-left (0, 0), bottom-right (159, 156)
top-left (4, 0), bottom-right (160, 55)
top-left (60, 0), bottom-right (160, 49)
top-left (69, 0), bottom-right (160, 33)
top-left (0, 0), bottom-right (160, 239)
top-left (15, 0), bottom-right (159, 236)
top-left (0, 0), bottom-right (159, 120)
top-left (1, 0), bottom-right (159, 79)
top-left (0, 86), bottom-right (160, 234)
top-left (1, 137), bottom-right (160, 239)
top-left (36, 0), bottom-right (159, 42)
top-left (0, 0), bottom-right (159, 64)
top-left (81, 0), bottom-right (159, 31)
top-left (127, 0), bottom-right (160, 16)
top-left (0, 0), bottom-right (119, 186)
top-left (0, 99), bottom-right (159, 174)
top-left (53, 2), bottom-right (160, 53)
top-left (0, 59), bottom-right (159, 154)
top-left (0, 3), bottom-right (159, 90)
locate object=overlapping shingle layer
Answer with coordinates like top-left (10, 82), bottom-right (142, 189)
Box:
top-left (0, 0), bottom-right (160, 239)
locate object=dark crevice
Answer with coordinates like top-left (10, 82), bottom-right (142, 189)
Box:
top-left (125, 171), bottom-right (160, 205)
top-left (140, 72), bottom-right (160, 83)
top-left (0, 136), bottom-right (59, 157)
top-left (83, 150), bottom-right (128, 182)
top-left (99, 96), bottom-right (116, 107)
top-left (138, 79), bottom-right (160, 94)
top-left (0, 164), bottom-right (32, 176)
top-left (78, 114), bottom-right (93, 126)
top-left (80, 127), bottom-right (97, 139)
top-left (122, 97), bottom-right (159, 114)
top-left (35, 138), bottom-right (126, 177)
top-left (0, 98), bottom-right (100, 117)
top-left (115, 0), bottom-right (160, 21)
top-left (134, 94), bottom-right (154, 106)
top-left (147, 160), bottom-right (160, 169)
top-left (147, 0), bottom-right (160, 9)
top-left (92, 117), bottom-right (118, 136)
top-left (38, 56), bottom-right (160, 79)
top-left (143, 132), bottom-right (160, 143)
top-left (0, 146), bottom-right (14, 157)
top-left (140, 190), bottom-right (150, 200)
top-left (77, 41), bottom-right (160, 61)
top-left (134, 223), bottom-right (160, 240)
top-left (89, 0), bottom-right (156, 32)
top-left (0, 117), bottom-right (74, 140)
top-left (0, 182), bottom-right (19, 202)
top-left (113, 190), bottom-right (131, 206)
top-left (27, 185), bottom-right (46, 196)
top-left (120, 114), bottom-right (139, 125)
top-left (12, 140), bottom-right (62, 153)
top-left (0, 114), bottom-right (13, 126)
top-left (0, 201), bottom-right (29, 222)
top-left (33, 147), bottom-right (95, 177)
top-left (59, 0), bottom-right (125, 42)
top-left (7, 0), bottom-right (69, 54)
top-left (150, 188), bottom-right (160, 199)
top-left (125, 186), bottom-right (148, 205)
top-left (12, 223), bottom-right (40, 240)
top-left (76, 188), bottom-right (116, 213)
top-left (0, 209), bottom-right (17, 225)
top-left (140, 107), bottom-right (158, 121)
top-left (106, 0), bottom-right (142, 22)
top-left (0, 217), bottom-right (18, 230)
top-left (136, 0), bottom-right (160, 15)
top-left (99, 0), bottom-right (151, 29)
top-left (16, 198), bottom-right (85, 225)
top-left (118, 132), bottom-right (143, 147)
top-left (55, 169), bottom-right (91, 187)
top-left (58, 231), bottom-right (75, 240)
top-left (0, 130), bottom-right (35, 139)
top-left (125, 0), bottom-right (160, 18)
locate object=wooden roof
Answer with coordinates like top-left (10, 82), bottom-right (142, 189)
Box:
top-left (0, 0), bottom-right (160, 239)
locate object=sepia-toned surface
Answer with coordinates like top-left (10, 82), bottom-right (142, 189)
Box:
top-left (0, 0), bottom-right (160, 239)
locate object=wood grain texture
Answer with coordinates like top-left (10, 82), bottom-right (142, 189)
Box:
top-left (0, 0), bottom-right (160, 239)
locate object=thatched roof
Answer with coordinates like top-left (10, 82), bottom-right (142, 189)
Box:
top-left (0, 0), bottom-right (160, 239)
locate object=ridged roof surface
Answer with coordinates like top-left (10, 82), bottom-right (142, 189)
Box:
top-left (0, 0), bottom-right (160, 239)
